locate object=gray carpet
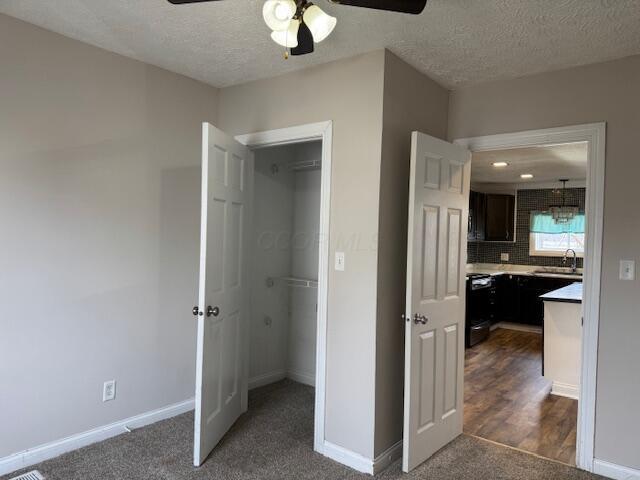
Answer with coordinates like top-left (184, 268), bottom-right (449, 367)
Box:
top-left (4, 380), bottom-right (603, 480)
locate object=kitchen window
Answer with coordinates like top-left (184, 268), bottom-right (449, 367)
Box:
top-left (529, 211), bottom-right (585, 257)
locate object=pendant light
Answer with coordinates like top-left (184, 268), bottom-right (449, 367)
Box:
top-left (549, 179), bottom-right (579, 224)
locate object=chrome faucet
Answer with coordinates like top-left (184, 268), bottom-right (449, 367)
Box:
top-left (563, 249), bottom-right (577, 273)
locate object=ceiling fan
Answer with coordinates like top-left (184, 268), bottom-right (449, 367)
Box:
top-left (167, 0), bottom-right (428, 57)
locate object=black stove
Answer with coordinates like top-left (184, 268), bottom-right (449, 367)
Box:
top-left (465, 274), bottom-right (496, 347)
top-left (467, 273), bottom-right (490, 280)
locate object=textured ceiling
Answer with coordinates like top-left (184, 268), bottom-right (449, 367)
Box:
top-left (472, 143), bottom-right (587, 184)
top-left (1, 0), bottom-right (640, 89)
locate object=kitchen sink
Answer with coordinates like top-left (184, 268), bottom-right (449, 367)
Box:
top-left (532, 269), bottom-right (582, 277)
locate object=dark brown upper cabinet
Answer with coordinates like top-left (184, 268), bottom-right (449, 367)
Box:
top-left (468, 190), bottom-right (486, 241)
top-left (468, 191), bottom-right (515, 242)
top-left (485, 193), bottom-right (515, 241)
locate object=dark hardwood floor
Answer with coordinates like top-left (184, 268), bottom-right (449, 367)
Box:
top-left (464, 328), bottom-right (578, 466)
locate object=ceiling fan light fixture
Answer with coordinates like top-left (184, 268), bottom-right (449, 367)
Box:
top-left (303, 4), bottom-right (337, 43)
top-left (263, 0), bottom-right (297, 31)
top-left (291, 19), bottom-right (314, 55)
top-left (169, 0), bottom-right (430, 58)
top-left (270, 19), bottom-right (300, 47)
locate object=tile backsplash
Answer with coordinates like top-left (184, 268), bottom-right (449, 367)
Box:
top-left (467, 187), bottom-right (585, 267)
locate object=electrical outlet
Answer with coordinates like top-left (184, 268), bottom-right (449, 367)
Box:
top-left (335, 251), bottom-right (345, 271)
top-left (500, 253), bottom-right (509, 262)
top-left (103, 380), bottom-right (116, 402)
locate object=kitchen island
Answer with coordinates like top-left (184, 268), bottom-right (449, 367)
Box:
top-left (540, 282), bottom-right (583, 399)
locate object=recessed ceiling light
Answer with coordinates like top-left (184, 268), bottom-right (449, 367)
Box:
top-left (520, 174), bottom-right (534, 179)
top-left (492, 162), bottom-right (508, 167)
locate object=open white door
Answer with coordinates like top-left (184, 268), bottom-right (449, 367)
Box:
top-left (402, 131), bottom-right (470, 472)
top-left (194, 122), bottom-right (252, 466)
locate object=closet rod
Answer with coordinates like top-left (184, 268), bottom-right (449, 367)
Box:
top-left (266, 276), bottom-right (318, 289)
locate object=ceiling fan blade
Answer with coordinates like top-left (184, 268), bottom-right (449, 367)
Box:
top-left (167, 0), bottom-right (222, 4)
top-left (330, 0), bottom-right (427, 14)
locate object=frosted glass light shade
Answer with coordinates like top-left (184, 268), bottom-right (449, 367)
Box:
top-left (303, 5), bottom-right (336, 43)
top-left (270, 20), bottom-right (300, 48)
top-left (263, 0), bottom-right (297, 32)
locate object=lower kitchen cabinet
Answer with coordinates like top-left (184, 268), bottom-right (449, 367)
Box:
top-left (496, 274), bottom-right (517, 323)
top-left (515, 276), bottom-right (578, 326)
top-left (492, 274), bottom-right (579, 326)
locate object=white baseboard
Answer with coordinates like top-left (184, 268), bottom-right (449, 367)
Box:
top-left (249, 369), bottom-right (316, 389)
top-left (287, 369), bottom-right (316, 387)
top-left (0, 398), bottom-right (194, 477)
top-left (322, 441), bottom-right (374, 475)
top-left (248, 370), bottom-right (286, 390)
top-left (594, 459), bottom-right (640, 480)
top-left (494, 322), bottom-right (542, 334)
top-left (372, 440), bottom-right (402, 474)
top-left (551, 381), bottom-right (580, 400)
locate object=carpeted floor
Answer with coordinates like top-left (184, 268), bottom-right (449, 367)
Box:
top-left (4, 380), bottom-right (603, 480)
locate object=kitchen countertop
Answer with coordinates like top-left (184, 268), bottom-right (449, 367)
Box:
top-left (466, 263), bottom-right (583, 280)
top-left (540, 282), bottom-right (583, 303)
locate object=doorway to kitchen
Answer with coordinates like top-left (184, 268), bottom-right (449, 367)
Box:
top-left (455, 124), bottom-right (605, 471)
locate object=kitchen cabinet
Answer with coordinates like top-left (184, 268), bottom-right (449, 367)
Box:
top-left (468, 191), bottom-right (514, 242)
top-left (496, 274), bottom-right (518, 323)
top-left (475, 274), bottom-right (577, 327)
top-left (515, 276), bottom-right (578, 326)
top-left (484, 194), bottom-right (515, 241)
top-left (467, 190), bottom-right (486, 241)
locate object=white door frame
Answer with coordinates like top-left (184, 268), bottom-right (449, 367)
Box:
top-left (454, 122), bottom-right (606, 472)
top-left (235, 120), bottom-right (333, 455)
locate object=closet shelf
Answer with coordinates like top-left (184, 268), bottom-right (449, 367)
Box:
top-left (288, 159), bottom-right (321, 171)
top-left (266, 276), bottom-right (318, 289)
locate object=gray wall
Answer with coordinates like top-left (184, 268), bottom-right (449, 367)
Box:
top-left (468, 188), bottom-right (585, 268)
top-left (218, 50), bottom-right (386, 458)
top-left (374, 51), bottom-right (450, 456)
top-left (0, 14), bottom-right (219, 458)
top-left (449, 54), bottom-right (640, 470)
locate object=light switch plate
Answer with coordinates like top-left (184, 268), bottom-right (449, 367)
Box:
top-left (619, 260), bottom-right (635, 281)
top-left (335, 252), bottom-right (345, 271)
top-left (500, 253), bottom-right (509, 262)
top-left (103, 380), bottom-right (116, 402)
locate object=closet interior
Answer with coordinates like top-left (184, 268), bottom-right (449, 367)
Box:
top-left (249, 140), bottom-right (322, 391)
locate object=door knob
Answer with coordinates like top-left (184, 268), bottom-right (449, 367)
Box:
top-left (413, 313), bottom-right (428, 325)
top-left (207, 306), bottom-right (219, 317)
top-left (192, 306), bottom-right (203, 316)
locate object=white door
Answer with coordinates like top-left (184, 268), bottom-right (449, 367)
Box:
top-left (194, 122), bottom-right (252, 466)
top-left (402, 131), bottom-right (470, 472)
